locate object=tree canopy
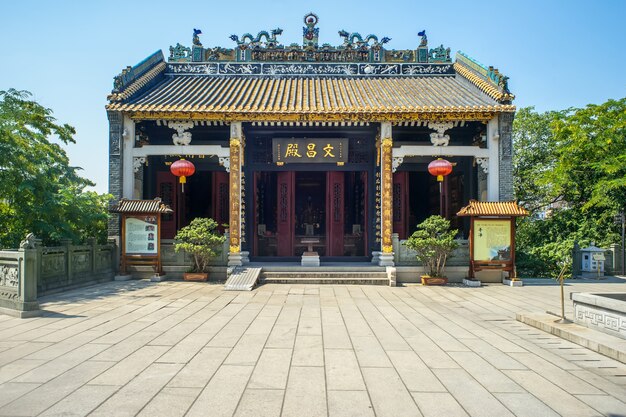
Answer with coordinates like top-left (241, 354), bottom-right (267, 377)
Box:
top-left (513, 98), bottom-right (625, 277)
top-left (0, 89), bottom-right (110, 247)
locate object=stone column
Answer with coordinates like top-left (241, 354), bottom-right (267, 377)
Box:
top-left (122, 115), bottom-right (135, 199)
top-left (379, 122), bottom-right (394, 266)
top-left (228, 122), bottom-right (247, 266)
top-left (498, 112), bottom-right (515, 201)
top-left (475, 157), bottom-right (489, 201)
top-left (107, 111), bottom-right (124, 243)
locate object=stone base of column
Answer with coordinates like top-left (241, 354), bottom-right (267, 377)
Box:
top-left (228, 251), bottom-right (249, 267)
top-left (371, 251), bottom-right (381, 264)
top-left (378, 252), bottom-right (395, 267)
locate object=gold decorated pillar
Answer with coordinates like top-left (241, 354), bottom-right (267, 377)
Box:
top-left (228, 122), bottom-right (247, 266)
top-left (379, 122), bottom-right (395, 266)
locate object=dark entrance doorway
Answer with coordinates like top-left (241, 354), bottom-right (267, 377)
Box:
top-left (253, 171), bottom-right (367, 260)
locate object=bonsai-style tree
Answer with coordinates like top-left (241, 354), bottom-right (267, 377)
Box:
top-left (405, 215), bottom-right (458, 278)
top-left (174, 218), bottom-right (226, 273)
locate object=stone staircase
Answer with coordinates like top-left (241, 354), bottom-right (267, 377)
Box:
top-left (261, 269), bottom-right (390, 286)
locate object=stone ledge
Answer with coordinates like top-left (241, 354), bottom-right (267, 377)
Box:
top-left (0, 306), bottom-right (42, 318)
top-left (516, 312), bottom-right (626, 364)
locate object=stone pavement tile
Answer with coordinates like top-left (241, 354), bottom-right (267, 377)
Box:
top-left (0, 342), bottom-right (52, 367)
top-left (224, 333), bottom-right (269, 366)
top-left (358, 308), bottom-right (411, 351)
top-left (411, 392), bottom-right (469, 417)
top-left (327, 390), bottom-right (375, 417)
top-left (322, 324), bottom-right (352, 349)
top-left (351, 336), bottom-right (392, 368)
top-left (233, 389), bottom-right (283, 417)
top-left (503, 370), bottom-right (600, 417)
top-left (148, 321), bottom-right (203, 346)
top-left (156, 331), bottom-right (215, 364)
top-left (387, 350), bottom-right (446, 392)
top-left (512, 352), bottom-right (603, 394)
top-left (91, 330), bottom-right (161, 362)
top-left (569, 369), bottom-right (626, 400)
top-left (167, 347), bottom-right (230, 388)
top-left (510, 338), bottom-right (582, 370)
top-left (246, 314), bottom-right (279, 335)
top-left (433, 368), bottom-right (514, 417)
top-left (0, 360), bottom-right (114, 417)
top-left (186, 365), bottom-right (254, 417)
top-left (90, 320), bottom-right (153, 345)
top-left (89, 362), bottom-right (183, 417)
top-left (88, 345), bottom-right (169, 386)
top-left (38, 384), bottom-right (119, 417)
top-left (325, 349), bottom-right (366, 391)
top-left (576, 394), bottom-right (626, 416)
top-left (13, 342), bottom-right (109, 383)
top-left (413, 346), bottom-right (460, 369)
top-left (282, 366), bottom-right (326, 417)
top-left (460, 338), bottom-right (527, 370)
top-left (206, 323), bottom-right (250, 348)
top-left (0, 382), bottom-right (40, 408)
top-left (413, 323), bottom-right (471, 352)
top-left (136, 387), bottom-right (201, 417)
top-left (24, 330), bottom-right (103, 362)
top-left (448, 351), bottom-right (524, 393)
top-left (265, 323), bottom-right (298, 349)
top-left (297, 315), bottom-right (322, 336)
top-left (493, 393), bottom-right (560, 417)
top-left (292, 335), bottom-right (324, 367)
top-left (340, 305), bottom-right (374, 337)
top-left (0, 359), bottom-right (46, 384)
top-left (248, 348), bottom-right (291, 390)
top-left (362, 367), bottom-right (422, 417)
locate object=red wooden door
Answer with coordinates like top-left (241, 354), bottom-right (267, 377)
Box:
top-left (326, 171), bottom-right (345, 256)
top-left (156, 171), bottom-right (178, 239)
top-left (393, 172), bottom-right (409, 239)
top-left (276, 171), bottom-right (295, 256)
top-left (212, 171), bottom-right (229, 232)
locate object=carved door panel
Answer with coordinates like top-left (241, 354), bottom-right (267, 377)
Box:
top-left (393, 171), bottom-right (409, 240)
top-left (276, 171), bottom-right (295, 256)
top-left (156, 171), bottom-right (178, 239)
top-left (212, 171), bottom-right (229, 232)
top-left (326, 171), bottom-right (344, 256)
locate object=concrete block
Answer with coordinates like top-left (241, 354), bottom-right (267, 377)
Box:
top-left (463, 278), bottom-right (481, 287)
top-left (503, 278), bottom-right (523, 287)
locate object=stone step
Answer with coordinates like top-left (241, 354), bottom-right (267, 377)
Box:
top-left (261, 276), bottom-right (389, 285)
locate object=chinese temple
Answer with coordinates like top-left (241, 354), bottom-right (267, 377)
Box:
top-left (105, 13), bottom-right (515, 271)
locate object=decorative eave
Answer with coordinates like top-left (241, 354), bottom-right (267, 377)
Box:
top-left (457, 200), bottom-right (529, 217)
top-left (110, 198), bottom-right (173, 214)
top-left (107, 61), bottom-right (167, 103)
top-left (120, 109), bottom-right (511, 123)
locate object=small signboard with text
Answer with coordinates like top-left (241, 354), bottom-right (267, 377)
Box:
top-left (472, 219), bottom-right (512, 262)
top-left (124, 215), bottom-right (158, 256)
top-left (273, 138), bottom-right (349, 164)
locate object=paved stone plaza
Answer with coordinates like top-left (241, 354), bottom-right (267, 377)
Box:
top-left (0, 279), bottom-right (625, 417)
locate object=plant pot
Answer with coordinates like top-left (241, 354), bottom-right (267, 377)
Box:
top-left (183, 272), bottom-right (209, 282)
top-left (421, 275), bottom-right (448, 285)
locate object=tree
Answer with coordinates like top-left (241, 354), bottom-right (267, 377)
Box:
top-left (405, 215), bottom-right (458, 278)
top-left (0, 89), bottom-right (110, 247)
top-left (513, 99), bottom-right (625, 277)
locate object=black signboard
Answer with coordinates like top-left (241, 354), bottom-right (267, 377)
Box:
top-left (273, 138), bottom-right (349, 164)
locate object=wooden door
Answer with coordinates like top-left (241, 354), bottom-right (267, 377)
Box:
top-left (276, 171), bottom-right (295, 256)
top-left (393, 171), bottom-right (409, 239)
top-left (326, 171), bottom-right (345, 256)
top-left (212, 171), bottom-right (229, 232)
top-left (156, 171), bottom-right (177, 239)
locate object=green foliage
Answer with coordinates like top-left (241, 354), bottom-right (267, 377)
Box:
top-left (405, 215), bottom-right (458, 278)
top-left (0, 89), bottom-right (110, 247)
top-left (513, 99), bottom-right (625, 278)
top-left (173, 218), bottom-right (226, 272)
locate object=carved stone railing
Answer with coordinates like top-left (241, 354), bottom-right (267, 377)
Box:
top-left (392, 234), bottom-right (470, 267)
top-left (0, 236), bottom-right (117, 317)
top-left (160, 237), bottom-right (230, 267)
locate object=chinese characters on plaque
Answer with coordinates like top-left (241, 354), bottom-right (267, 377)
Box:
top-left (273, 139), bottom-right (349, 164)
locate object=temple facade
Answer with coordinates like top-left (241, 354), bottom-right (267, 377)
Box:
top-left (105, 13), bottom-right (515, 269)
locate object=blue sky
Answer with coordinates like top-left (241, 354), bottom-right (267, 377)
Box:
top-left (1, 0), bottom-right (624, 193)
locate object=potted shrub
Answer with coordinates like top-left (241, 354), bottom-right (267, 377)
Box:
top-left (405, 215), bottom-right (458, 285)
top-left (174, 218), bottom-right (226, 281)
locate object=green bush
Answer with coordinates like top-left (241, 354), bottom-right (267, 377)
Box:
top-left (405, 215), bottom-right (458, 278)
top-left (174, 218), bottom-right (226, 272)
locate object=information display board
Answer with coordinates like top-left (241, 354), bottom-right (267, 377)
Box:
top-left (472, 219), bottom-right (512, 262)
top-left (124, 216), bottom-right (158, 255)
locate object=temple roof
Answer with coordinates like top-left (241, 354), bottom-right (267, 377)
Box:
top-left (106, 15), bottom-right (514, 120)
top-left (110, 198), bottom-right (173, 214)
top-left (457, 200), bottom-right (529, 217)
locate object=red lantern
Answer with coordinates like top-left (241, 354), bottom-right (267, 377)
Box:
top-left (170, 158), bottom-right (195, 192)
top-left (428, 158), bottom-right (453, 182)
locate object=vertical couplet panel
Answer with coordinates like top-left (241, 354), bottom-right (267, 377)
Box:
top-left (326, 171), bottom-right (345, 256)
top-left (392, 171), bottom-right (409, 240)
top-left (212, 171), bottom-right (230, 231)
top-left (276, 171), bottom-right (295, 256)
top-left (156, 171), bottom-right (177, 239)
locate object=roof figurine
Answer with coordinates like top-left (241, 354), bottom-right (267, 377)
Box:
top-left (192, 29), bottom-right (202, 47)
top-left (302, 12), bottom-right (320, 48)
top-left (418, 30), bottom-right (427, 47)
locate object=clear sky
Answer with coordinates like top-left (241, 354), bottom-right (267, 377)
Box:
top-left (1, 0), bottom-right (624, 194)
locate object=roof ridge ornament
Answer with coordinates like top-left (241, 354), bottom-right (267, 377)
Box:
top-left (303, 12), bottom-right (320, 49)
